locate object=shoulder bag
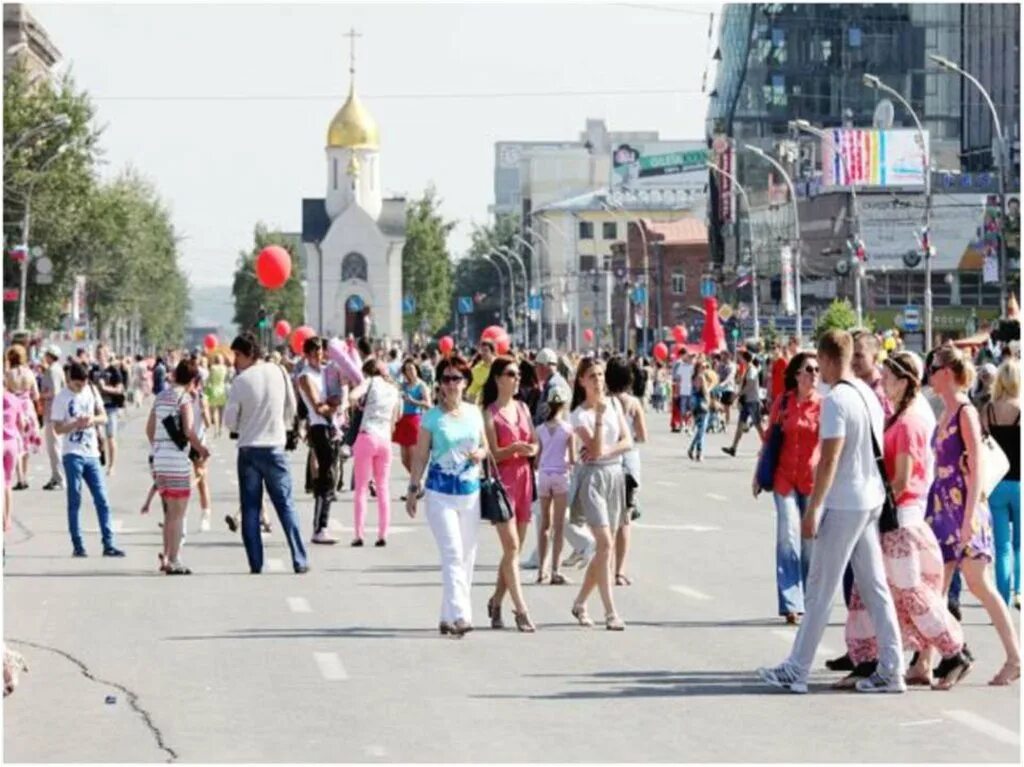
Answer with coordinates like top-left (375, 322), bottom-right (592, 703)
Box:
top-left (479, 453), bottom-right (514, 525)
top-left (755, 393), bottom-right (789, 492)
top-left (343, 378), bottom-right (372, 448)
top-left (972, 404), bottom-right (1010, 500)
top-left (836, 381), bottom-right (899, 534)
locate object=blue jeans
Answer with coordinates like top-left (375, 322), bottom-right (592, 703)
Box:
top-left (63, 454), bottom-right (115, 550)
top-left (990, 479), bottom-right (1021, 605)
top-left (773, 491), bottom-right (812, 615)
top-left (237, 447), bottom-right (308, 572)
top-left (688, 408), bottom-right (709, 454)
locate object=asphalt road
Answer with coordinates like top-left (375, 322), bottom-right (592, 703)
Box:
top-left (3, 404), bottom-right (1020, 763)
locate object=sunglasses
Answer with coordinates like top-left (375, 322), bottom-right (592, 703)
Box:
top-left (802, 365), bottom-right (819, 374)
top-left (929, 364), bottom-right (946, 374)
top-left (441, 375), bottom-right (464, 384)
top-left (503, 370), bottom-right (520, 379)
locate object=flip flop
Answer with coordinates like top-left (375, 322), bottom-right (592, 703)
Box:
top-left (615, 574), bottom-right (633, 586)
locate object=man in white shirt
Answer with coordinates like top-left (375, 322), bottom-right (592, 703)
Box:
top-left (40, 345), bottom-right (66, 491)
top-left (51, 362), bottom-right (124, 558)
top-left (224, 332), bottom-right (309, 574)
top-left (670, 352), bottom-right (694, 433)
top-left (758, 329), bottom-right (904, 694)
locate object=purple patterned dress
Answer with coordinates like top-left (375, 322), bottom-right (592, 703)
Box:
top-left (925, 403), bottom-right (993, 563)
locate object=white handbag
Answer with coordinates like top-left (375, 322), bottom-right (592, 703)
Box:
top-left (980, 432), bottom-right (1010, 500)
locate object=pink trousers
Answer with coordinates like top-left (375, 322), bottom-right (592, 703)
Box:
top-left (353, 431), bottom-right (392, 541)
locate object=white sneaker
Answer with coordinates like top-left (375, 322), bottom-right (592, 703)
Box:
top-left (756, 663), bottom-right (808, 694)
top-left (562, 550), bottom-right (584, 568)
top-left (855, 671), bottom-right (907, 694)
top-left (311, 530), bottom-right (337, 545)
top-left (199, 510), bottom-right (211, 532)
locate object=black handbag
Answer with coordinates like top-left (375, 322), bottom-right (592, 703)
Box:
top-left (755, 393), bottom-right (789, 492)
top-left (836, 381), bottom-right (900, 534)
top-left (479, 455), bottom-right (514, 525)
top-left (342, 379), bottom-right (372, 447)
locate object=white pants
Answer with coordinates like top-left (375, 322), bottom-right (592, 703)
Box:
top-left (425, 490), bottom-right (480, 624)
top-left (43, 416), bottom-right (63, 484)
top-left (787, 505), bottom-right (904, 680)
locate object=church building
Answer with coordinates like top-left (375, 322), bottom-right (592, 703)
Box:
top-left (302, 41), bottom-right (406, 341)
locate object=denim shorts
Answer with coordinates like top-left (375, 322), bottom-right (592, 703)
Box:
top-left (104, 407), bottom-right (120, 439)
top-left (739, 400), bottom-right (761, 427)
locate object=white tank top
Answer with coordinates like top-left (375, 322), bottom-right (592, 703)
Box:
top-left (299, 367), bottom-right (328, 427)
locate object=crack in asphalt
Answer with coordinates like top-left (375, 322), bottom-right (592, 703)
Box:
top-left (7, 638), bottom-right (178, 762)
top-left (9, 514), bottom-right (35, 545)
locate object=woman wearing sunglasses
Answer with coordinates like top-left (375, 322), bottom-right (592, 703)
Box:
top-left (406, 355), bottom-right (487, 637)
top-left (753, 351), bottom-right (821, 625)
top-left (481, 356), bottom-right (537, 632)
top-left (840, 352), bottom-right (971, 689)
top-left (926, 345), bottom-right (1020, 686)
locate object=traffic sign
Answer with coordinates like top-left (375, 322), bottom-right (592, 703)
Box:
top-left (457, 296), bottom-right (474, 315)
top-left (528, 293), bottom-right (543, 311)
top-left (402, 295), bottom-right (416, 315)
top-left (700, 277), bottom-right (716, 298)
top-left (3, 288), bottom-right (19, 302)
top-left (630, 286), bottom-right (647, 305)
top-left (902, 305), bottom-right (921, 332)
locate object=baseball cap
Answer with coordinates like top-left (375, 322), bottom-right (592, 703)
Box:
top-left (44, 344), bottom-right (62, 360)
top-left (536, 348), bottom-right (558, 365)
top-left (547, 386), bottom-right (570, 404)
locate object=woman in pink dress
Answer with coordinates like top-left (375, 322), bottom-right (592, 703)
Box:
top-left (3, 387), bottom-right (24, 533)
top-left (482, 356), bottom-right (536, 632)
top-left (4, 345), bottom-right (41, 490)
top-left (841, 352), bottom-right (971, 689)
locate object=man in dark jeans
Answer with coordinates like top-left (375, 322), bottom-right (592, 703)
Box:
top-left (224, 332), bottom-right (309, 574)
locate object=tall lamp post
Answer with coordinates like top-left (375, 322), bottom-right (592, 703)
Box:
top-left (499, 244), bottom-right (530, 348)
top-left (529, 213), bottom-right (575, 348)
top-left (512, 234), bottom-right (539, 347)
top-left (791, 119), bottom-right (864, 326)
top-left (743, 144), bottom-right (804, 345)
top-left (487, 249), bottom-right (516, 340)
top-left (597, 197), bottom-right (650, 352)
top-left (523, 225), bottom-right (558, 346)
top-left (707, 161), bottom-right (760, 340)
top-left (479, 255), bottom-right (506, 330)
top-left (929, 54), bottom-right (1010, 317)
top-left (863, 73), bottom-right (934, 349)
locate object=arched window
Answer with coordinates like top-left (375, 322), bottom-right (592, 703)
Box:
top-left (341, 252), bottom-right (368, 281)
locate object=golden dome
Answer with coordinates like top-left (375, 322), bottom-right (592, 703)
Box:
top-left (327, 82), bottom-right (379, 149)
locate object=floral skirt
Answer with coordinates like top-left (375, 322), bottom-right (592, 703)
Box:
top-left (13, 392), bottom-right (40, 455)
top-left (845, 519), bottom-right (963, 664)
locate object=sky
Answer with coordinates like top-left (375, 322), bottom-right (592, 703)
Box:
top-left (32, 1), bottom-right (722, 288)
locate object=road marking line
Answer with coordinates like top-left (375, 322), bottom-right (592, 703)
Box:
top-left (313, 652), bottom-right (348, 681)
top-left (942, 710), bottom-right (1019, 746)
top-left (267, 558), bottom-right (285, 573)
top-left (770, 629), bottom-right (837, 658)
top-left (705, 492), bottom-right (728, 502)
top-left (634, 523), bottom-right (720, 532)
top-left (899, 719), bottom-right (943, 728)
top-left (287, 597), bottom-right (311, 613)
top-left (670, 585), bottom-right (712, 601)
top-left (329, 518), bottom-right (344, 532)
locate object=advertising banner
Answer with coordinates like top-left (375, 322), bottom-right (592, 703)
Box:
top-left (611, 141), bottom-right (708, 193)
top-left (822, 128), bottom-right (929, 189)
top-left (712, 135), bottom-right (734, 225)
top-left (780, 246), bottom-right (795, 315)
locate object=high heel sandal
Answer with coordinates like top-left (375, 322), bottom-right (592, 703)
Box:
top-left (487, 597), bottom-right (504, 629)
top-left (989, 660), bottom-right (1021, 686)
top-left (571, 603), bottom-right (594, 627)
top-left (514, 610), bottom-right (536, 633)
top-left (605, 613), bottom-right (626, 631)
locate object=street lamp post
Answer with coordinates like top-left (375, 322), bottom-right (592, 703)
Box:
top-left (529, 213), bottom-right (576, 348)
top-left (523, 225), bottom-right (558, 347)
top-left (499, 245), bottom-right (529, 349)
top-left (930, 54), bottom-right (1009, 317)
top-left (707, 161), bottom-right (760, 340)
top-left (488, 248), bottom-right (517, 341)
top-left (791, 119), bottom-right (863, 326)
top-left (743, 144), bottom-right (804, 345)
top-left (480, 255), bottom-right (506, 329)
top-left (597, 198), bottom-right (649, 353)
top-left (863, 72), bottom-right (934, 349)
top-left (512, 233), bottom-right (539, 347)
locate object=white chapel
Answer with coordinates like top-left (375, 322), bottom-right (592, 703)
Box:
top-left (302, 35), bottom-right (406, 341)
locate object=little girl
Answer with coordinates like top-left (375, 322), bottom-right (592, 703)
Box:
top-left (536, 387), bottom-right (575, 585)
top-left (651, 366), bottom-right (668, 413)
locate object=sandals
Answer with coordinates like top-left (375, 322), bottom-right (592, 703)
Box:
top-left (537, 573), bottom-right (550, 585)
top-left (571, 603), bottom-right (594, 627)
top-left (165, 561), bottom-right (192, 575)
top-left (605, 613), bottom-right (626, 631)
top-left (615, 574), bottom-right (633, 587)
top-left (514, 610), bottom-right (536, 633)
top-left (487, 597), bottom-right (504, 630)
top-left (550, 572), bottom-right (569, 585)
top-left (989, 661), bottom-right (1021, 686)
top-left (904, 672), bottom-right (934, 687)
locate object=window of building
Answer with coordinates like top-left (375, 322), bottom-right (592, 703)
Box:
top-left (959, 272), bottom-right (981, 305)
top-left (341, 252), bottom-right (368, 281)
top-left (579, 221), bottom-right (594, 240)
top-left (602, 221), bottom-right (618, 240)
top-left (671, 271), bottom-right (686, 295)
top-left (579, 254), bottom-right (596, 272)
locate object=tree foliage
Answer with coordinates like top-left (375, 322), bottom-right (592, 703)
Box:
top-left (402, 186), bottom-right (456, 335)
top-left (813, 299), bottom-right (862, 341)
top-left (452, 214), bottom-right (520, 336)
top-left (231, 224), bottom-right (305, 332)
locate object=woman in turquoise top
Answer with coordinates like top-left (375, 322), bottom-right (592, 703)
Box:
top-left (394, 358), bottom-right (431, 484)
top-left (407, 355), bottom-right (487, 638)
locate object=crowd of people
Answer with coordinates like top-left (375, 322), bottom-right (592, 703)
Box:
top-left (2, 322), bottom-right (1020, 696)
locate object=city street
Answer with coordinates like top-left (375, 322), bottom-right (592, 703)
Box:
top-left (3, 408), bottom-right (1020, 763)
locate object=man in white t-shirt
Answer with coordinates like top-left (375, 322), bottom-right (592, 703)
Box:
top-left (758, 329), bottom-right (904, 694)
top-left (670, 353), bottom-right (694, 433)
top-left (51, 362), bottom-right (124, 558)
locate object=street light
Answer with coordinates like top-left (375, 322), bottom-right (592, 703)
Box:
top-left (707, 161), bottom-right (760, 340)
top-left (512, 233), bottom-right (538, 347)
top-left (790, 119), bottom-right (864, 326)
top-left (597, 196), bottom-right (650, 353)
top-left (863, 72), bottom-right (935, 350)
top-left (523, 225), bottom-right (558, 347)
top-left (743, 144), bottom-right (804, 344)
top-left (528, 212), bottom-right (575, 348)
top-left (488, 248), bottom-right (516, 341)
top-left (498, 245), bottom-right (529, 347)
top-left (929, 53), bottom-right (1010, 317)
top-left (479, 254), bottom-right (506, 329)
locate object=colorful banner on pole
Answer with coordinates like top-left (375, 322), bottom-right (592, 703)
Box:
top-left (780, 246), bottom-right (796, 315)
top-left (712, 135), bottom-right (735, 225)
top-left (822, 128), bottom-right (929, 189)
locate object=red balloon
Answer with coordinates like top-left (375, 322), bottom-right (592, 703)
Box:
top-left (203, 333), bottom-right (218, 351)
top-left (494, 332), bottom-right (510, 355)
top-left (672, 325), bottom-right (688, 343)
top-left (653, 341), bottom-right (669, 362)
top-left (438, 335), bottom-right (454, 355)
top-left (275, 319), bottom-right (291, 339)
top-left (583, 328), bottom-right (595, 343)
top-left (480, 325), bottom-right (510, 355)
top-left (290, 325), bottom-right (316, 355)
top-left (256, 245), bottom-right (292, 290)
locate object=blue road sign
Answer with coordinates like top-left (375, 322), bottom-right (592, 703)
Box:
top-left (402, 295), bottom-right (416, 315)
top-left (630, 286), bottom-right (647, 305)
top-left (700, 277), bottom-right (717, 298)
top-left (457, 296), bottom-right (474, 315)
top-left (346, 295), bottom-right (365, 312)
top-left (902, 305), bottom-right (921, 332)
top-left (528, 294), bottom-right (543, 311)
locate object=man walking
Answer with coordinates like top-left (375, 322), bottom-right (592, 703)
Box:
top-left (532, 348), bottom-right (569, 425)
top-left (224, 332), bottom-right (309, 574)
top-left (723, 350), bottom-right (764, 456)
top-left (92, 344), bottom-right (126, 477)
top-left (40, 345), bottom-right (66, 491)
top-left (51, 363), bottom-right (124, 558)
top-left (757, 330), bottom-right (904, 694)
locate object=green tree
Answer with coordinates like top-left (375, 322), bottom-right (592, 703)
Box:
top-left (402, 187), bottom-right (456, 335)
top-left (451, 214), bottom-right (520, 336)
top-left (813, 299), bottom-right (871, 341)
top-left (232, 224), bottom-right (305, 332)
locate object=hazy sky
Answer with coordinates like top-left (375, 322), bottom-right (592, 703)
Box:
top-left (32, 2), bottom-right (721, 288)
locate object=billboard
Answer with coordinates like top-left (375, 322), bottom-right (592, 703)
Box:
top-left (611, 141), bottom-right (708, 193)
top-left (822, 128), bottom-right (929, 189)
top-left (712, 135), bottom-right (735, 225)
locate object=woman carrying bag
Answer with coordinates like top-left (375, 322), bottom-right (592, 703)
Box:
top-left (753, 351), bottom-right (821, 624)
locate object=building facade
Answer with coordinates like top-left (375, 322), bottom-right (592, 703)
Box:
top-left (3, 4), bottom-right (60, 82)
